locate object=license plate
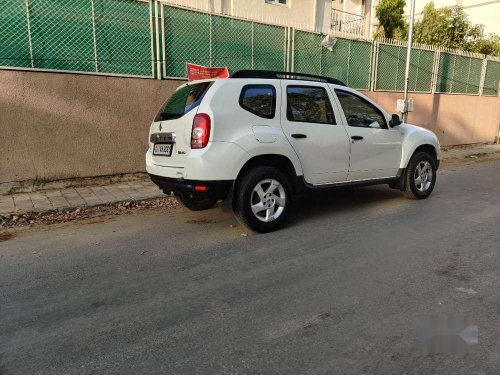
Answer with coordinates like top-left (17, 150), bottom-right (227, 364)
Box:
top-left (153, 143), bottom-right (173, 156)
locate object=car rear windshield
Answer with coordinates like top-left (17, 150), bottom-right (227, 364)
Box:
top-left (155, 82), bottom-right (211, 121)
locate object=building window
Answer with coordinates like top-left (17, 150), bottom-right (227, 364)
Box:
top-left (266, 0), bottom-right (288, 6)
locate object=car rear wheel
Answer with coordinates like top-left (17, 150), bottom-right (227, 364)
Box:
top-left (234, 166), bottom-right (292, 232)
top-left (402, 151), bottom-right (437, 199)
top-left (176, 192), bottom-right (218, 211)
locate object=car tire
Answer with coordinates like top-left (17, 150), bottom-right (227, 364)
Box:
top-left (176, 192), bottom-right (218, 211)
top-left (402, 151), bottom-right (437, 199)
top-left (234, 166), bottom-right (292, 233)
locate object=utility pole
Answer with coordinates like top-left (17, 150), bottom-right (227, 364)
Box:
top-left (402, 0), bottom-right (416, 123)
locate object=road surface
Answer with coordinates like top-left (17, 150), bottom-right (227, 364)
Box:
top-left (1, 159), bottom-right (499, 374)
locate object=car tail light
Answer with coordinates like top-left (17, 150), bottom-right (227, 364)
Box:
top-left (191, 113), bottom-right (211, 149)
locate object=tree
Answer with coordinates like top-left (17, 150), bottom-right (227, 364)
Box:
top-left (472, 34), bottom-right (500, 56)
top-left (376, 0), bottom-right (406, 39)
top-left (413, 2), bottom-right (483, 51)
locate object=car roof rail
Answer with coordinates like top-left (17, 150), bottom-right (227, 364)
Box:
top-left (230, 70), bottom-right (347, 86)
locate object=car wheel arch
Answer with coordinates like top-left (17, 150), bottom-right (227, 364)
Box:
top-left (234, 154), bottom-right (299, 193)
top-left (403, 144), bottom-right (439, 169)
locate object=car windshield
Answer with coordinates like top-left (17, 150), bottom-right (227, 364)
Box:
top-left (155, 82), bottom-right (211, 121)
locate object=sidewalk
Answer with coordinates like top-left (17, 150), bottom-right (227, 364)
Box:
top-left (1, 144), bottom-right (499, 217)
top-left (0, 180), bottom-right (164, 217)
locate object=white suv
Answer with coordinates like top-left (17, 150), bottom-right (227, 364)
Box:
top-left (146, 71), bottom-right (440, 232)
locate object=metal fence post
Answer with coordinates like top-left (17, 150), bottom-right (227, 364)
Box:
top-left (449, 54), bottom-right (457, 93)
top-left (149, 1), bottom-right (155, 77)
top-left (251, 22), bottom-right (254, 69)
top-left (24, 0), bottom-right (34, 68)
top-left (209, 13), bottom-right (212, 67)
top-left (431, 48), bottom-right (440, 94)
top-left (154, 0), bottom-right (161, 79)
top-left (290, 28), bottom-right (295, 72)
top-left (284, 27), bottom-right (288, 71)
top-left (90, 0), bottom-right (98, 72)
top-left (370, 40), bottom-right (379, 91)
top-left (161, 3), bottom-right (166, 78)
top-left (346, 39), bottom-right (352, 86)
top-left (478, 57), bottom-right (488, 96)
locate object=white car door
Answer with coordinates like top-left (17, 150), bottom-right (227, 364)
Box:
top-left (280, 81), bottom-right (351, 185)
top-left (331, 88), bottom-right (402, 181)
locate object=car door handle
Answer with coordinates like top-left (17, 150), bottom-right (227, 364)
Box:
top-left (351, 136), bottom-right (364, 141)
top-left (291, 134), bottom-right (307, 139)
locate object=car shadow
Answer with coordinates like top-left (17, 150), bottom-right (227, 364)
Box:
top-left (287, 185), bottom-right (404, 226)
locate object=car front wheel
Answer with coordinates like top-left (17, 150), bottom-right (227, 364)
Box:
top-left (234, 166), bottom-right (292, 232)
top-left (402, 151), bottom-right (437, 199)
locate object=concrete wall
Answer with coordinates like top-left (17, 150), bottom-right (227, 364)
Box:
top-left (363, 91), bottom-right (500, 146)
top-left (1, 69), bottom-right (499, 185)
top-left (0, 69), bottom-right (182, 185)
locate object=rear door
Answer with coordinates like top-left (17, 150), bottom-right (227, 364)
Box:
top-left (280, 81), bottom-right (350, 185)
top-left (332, 89), bottom-right (402, 181)
top-left (149, 81), bottom-right (211, 168)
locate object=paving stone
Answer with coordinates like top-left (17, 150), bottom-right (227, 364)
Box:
top-left (12, 194), bottom-right (33, 211)
top-left (0, 196), bottom-right (15, 214)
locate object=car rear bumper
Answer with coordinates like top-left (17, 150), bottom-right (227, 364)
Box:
top-left (148, 174), bottom-right (233, 200)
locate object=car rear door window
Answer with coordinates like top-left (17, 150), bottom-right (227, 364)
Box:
top-left (239, 85), bottom-right (276, 119)
top-left (286, 86), bottom-right (335, 124)
top-left (335, 90), bottom-right (387, 129)
top-left (155, 82), bottom-right (211, 121)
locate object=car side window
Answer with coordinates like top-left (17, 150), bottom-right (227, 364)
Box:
top-left (239, 85), bottom-right (276, 119)
top-left (286, 86), bottom-right (335, 125)
top-left (335, 90), bottom-right (388, 129)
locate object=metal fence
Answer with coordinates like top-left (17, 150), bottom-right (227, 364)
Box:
top-left (1, 0), bottom-right (154, 77)
top-left (162, 6), bottom-right (286, 78)
top-left (375, 43), bottom-right (435, 92)
top-left (1, 1), bottom-right (499, 96)
top-left (436, 52), bottom-right (484, 95)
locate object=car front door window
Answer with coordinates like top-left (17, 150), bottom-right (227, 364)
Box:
top-left (335, 91), bottom-right (387, 129)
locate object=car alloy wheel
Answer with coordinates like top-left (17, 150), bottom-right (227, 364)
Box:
top-left (414, 160), bottom-right (433, 193)
top-left (250, 179), bottom-right (286, 222)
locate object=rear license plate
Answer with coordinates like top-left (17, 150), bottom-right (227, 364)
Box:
top-left (153, 143), bottom-right (173, 156)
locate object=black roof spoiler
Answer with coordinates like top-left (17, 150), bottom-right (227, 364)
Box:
top-left (230, 70), bottom-right (346, 86)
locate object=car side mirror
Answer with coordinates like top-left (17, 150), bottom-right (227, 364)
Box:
top-left (390, 114), bottom-right (402, 127)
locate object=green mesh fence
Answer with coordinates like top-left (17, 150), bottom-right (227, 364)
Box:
top-left (163, 6), bottom-right (285, 77)
top-left (482, 60), bottom-right (500, 96)
top-left (0, 0), bottom-right (152, 76)
top-left (321, 38), bottom-right (372, 89)
top-left (29, 0), bottom-right (95, 72)
top-left (376, 44), bottom-right (435, 92)
top-left (436, 53), bottom-right (483, 94)
top-left (293, 31), bottom-right (371, 89)
top-left (94, 0), bottom-right (152, 76)
top-left (293, 30), bottom-right (323, 75)
top-left (211, 16), bottom-right (252, 71)
top-left (0, 0), bottom-right (32, 68)
top-left (1, 1), bottom-right (498, 91)
top-left (253, 23), bottom-right (286, 71)
top-left (163, 6), bottom-right (210, 77)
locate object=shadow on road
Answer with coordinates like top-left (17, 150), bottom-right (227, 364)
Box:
top-left (288, 185), bottom-right (403, 226)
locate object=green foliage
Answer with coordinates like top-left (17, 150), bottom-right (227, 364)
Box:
top-left (376, 0), bottom-right (406, 39)
top-left (413, 2), bottom-right (499, 56)
top-left (473, 34), bottom-right (500, 57)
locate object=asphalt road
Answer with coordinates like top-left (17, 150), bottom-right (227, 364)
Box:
top-left (1, 158), bottom-right (499, 374)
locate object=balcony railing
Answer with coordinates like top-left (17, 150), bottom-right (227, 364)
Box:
top-left (331, 9), bottom-right (365, 37)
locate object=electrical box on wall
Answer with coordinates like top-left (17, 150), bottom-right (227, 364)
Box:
top-left (397, 99), bottom-right (414, 113)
